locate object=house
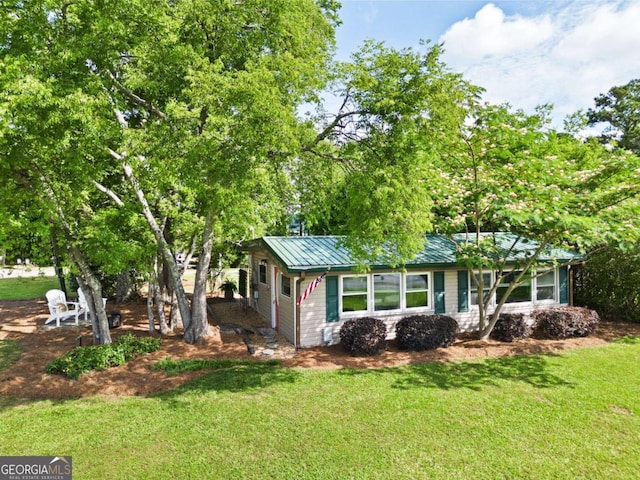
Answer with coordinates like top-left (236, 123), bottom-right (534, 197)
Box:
top-left (239, 234), bottom-right (581, 348)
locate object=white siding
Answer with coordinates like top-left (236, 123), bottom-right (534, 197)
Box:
top-left (442, 268), bottom-right (567, 332)
top-left (298, 280), bottom-right (328, 348)
top-left (251, 254), bottom-right (272, 323)
top-left (247, 258), bottom-right (569, 348)
top-left (277, 280), bottom-right (295, 343)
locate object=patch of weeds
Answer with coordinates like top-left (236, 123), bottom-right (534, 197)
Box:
top-left (45, 334), bottom-right (162, 380)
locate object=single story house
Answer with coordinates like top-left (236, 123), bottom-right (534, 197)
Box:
top-left (240, 234), bottom-right (581, 348)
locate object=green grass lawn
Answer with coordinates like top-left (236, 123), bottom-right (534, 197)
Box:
top-left (1, 339), bottom-right (639, 479)
top-left (0, 276), bottom-right (61, 300)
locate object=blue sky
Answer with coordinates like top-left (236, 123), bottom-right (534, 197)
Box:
top-left (334, 0), bottom-right (640, 129)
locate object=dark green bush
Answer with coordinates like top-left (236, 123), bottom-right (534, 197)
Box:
top-left (490, 313), bottom-right (533, 342)
top-left (395, 315), bottom-right (459, 351)
top-left (533, 307), bottom-right (600, 339)
top-left (46, 334), bottom-right (162, 379)
top-left (339, 317), bottom-right (387, 356)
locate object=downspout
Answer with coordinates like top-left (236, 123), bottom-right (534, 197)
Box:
top-left (293, 276), bottom-right (301, 349)
top-left (569, 265), bottom-right (574, 306)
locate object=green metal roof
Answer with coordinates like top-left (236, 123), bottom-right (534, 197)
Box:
top-left (241, 234), bottom-right (581, 273)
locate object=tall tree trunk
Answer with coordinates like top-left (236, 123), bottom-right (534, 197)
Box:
top-left (42, 175), bottom-right (111, 344)
top-left (123, 162), bottom-right (193, 334)
top-left (50, 229), bottom-right (67, 295)
top-left (169, 293), bottom-right (180, 330)
top-left (115, 270), bottom-right (132, 303)
top-left (147, 281), bottom-right (156, 333)
top-left (73, 248), bottom-right (111, 345)
top-left (185, 211), bottom-right (220, 344)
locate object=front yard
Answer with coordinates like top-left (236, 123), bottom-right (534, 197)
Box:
top-left (1, 289), bottom-right (640, 479)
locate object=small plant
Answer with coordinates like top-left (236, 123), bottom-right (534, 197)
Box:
top-left (46, 334), bottom-right (162, 379)
top-left (533, 307), bottom-right (600, 339)
top-left (339, 317), bottom-right (387, 356)
top-left (219, 279), bottom-right (238, 300)
top-left (490, 313), bottom-right (533, 342)
top-left (395, 315), bottom-right (459, 351)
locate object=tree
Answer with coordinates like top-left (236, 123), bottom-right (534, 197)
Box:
top-left (1, 0), bottom-right (339, 344)
top-left (574, 79), bottom-right (640, 321)
top-left (299, 40), bottom-right (480, 265)
top-left (434, 103), bottom-right (640, 337)
top-left (587, 78), bottom-right (640, 153)
top-left (301, 43), bottom-right (640, 339)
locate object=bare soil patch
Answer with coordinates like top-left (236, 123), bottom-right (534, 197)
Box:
top-left (1, 298), bottom-right (639, 400)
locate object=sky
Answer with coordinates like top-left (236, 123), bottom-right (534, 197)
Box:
top-left (334, 0), bottom-right (640, 129)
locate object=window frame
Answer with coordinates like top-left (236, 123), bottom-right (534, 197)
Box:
top-left (339, 271), bottom-right (433, 318)
top-left (469, 268), bottom-right (558, 307)
top-left (340, 274), bottom-right (370, 315)
top-left (404, 272), bottom-right (431, 311)
top-left (469, 271), bottom-right (494, 307)
top-left (258, 261), bottom-right (267, 285)
top-left (497, 270), bottom-right (532, 304)
top-left (535, 269), bottom-right (557, 303)
top-left (373, 273), bottom-right (402, 312)
top-left (280, 274), bottom-right (291, 298)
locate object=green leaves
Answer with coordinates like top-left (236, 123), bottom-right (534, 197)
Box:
top-left (46, 334), bottom-right (162, 380)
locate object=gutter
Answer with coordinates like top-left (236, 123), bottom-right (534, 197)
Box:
top-left (293, 276), bottom-right (300, 349)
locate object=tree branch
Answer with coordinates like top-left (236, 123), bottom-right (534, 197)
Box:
top-left (106, 70), bottom-right (167, 121)
top-left (92, 180), bottom-right (125, 207)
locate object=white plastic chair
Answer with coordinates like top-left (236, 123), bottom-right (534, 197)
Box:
top-left (45, 289), bottom-right (80, 327)
top-left (76, 288), bottom-right (107, 322)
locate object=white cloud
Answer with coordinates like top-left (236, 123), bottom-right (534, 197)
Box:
top-left (443, 3), bottom-right (554, 61)
top-left (440, 0), bottom-right (640, 128)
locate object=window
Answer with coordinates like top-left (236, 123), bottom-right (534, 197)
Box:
top-left (470, 272), bottom-right (492, 305)
top-left (405, 273), bottom-right (429, 309)
top-left (281, 275), bottom-right (291, 297)
top-left (536, 270), bottom-right (555, 301)
top-left (341, 276), bottom-right (368, 312)
top-left (339, 272), bottom-right (432, 316)
top-left (259, 261), bottom-right (267, 284)
top-left (374, 273), bottom-right (401, 311)
top-left (497, 271), bottom-right (531, 303)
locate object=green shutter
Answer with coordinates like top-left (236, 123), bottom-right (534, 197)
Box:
top-left (458, 270), bottom-right (469, 312)
top-left (559, 266), bottom-right (569, 304)
top-left (434, 271), bottom-right (445, 314)
top-left (325, 276), bottom-right (339, 322)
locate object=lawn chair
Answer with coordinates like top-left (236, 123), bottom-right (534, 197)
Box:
top-left (76, 287), bottom-right (107, 322)
top-left (45, 289), bottom-right (81, 327)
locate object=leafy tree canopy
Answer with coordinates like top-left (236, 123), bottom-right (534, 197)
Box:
top-left (587, 78), bottom-right (640, 153)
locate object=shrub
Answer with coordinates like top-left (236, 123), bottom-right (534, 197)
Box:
top-left (533, 307), bottom-right (600, 339)
top-left (490, 313), bottom-right (533, 342)
top-left (395, 315), bottom-right (459, 351)
top-left (339, 317), bottom-right (387, 356)
top-left (46, 334), bottom-right (162, 379)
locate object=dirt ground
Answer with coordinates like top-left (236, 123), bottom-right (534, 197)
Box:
top-left (1, 298), bottom-right (640, 400)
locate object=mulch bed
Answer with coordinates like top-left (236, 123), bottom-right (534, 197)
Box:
top-left (1, 298), bottom-right (639, 399)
